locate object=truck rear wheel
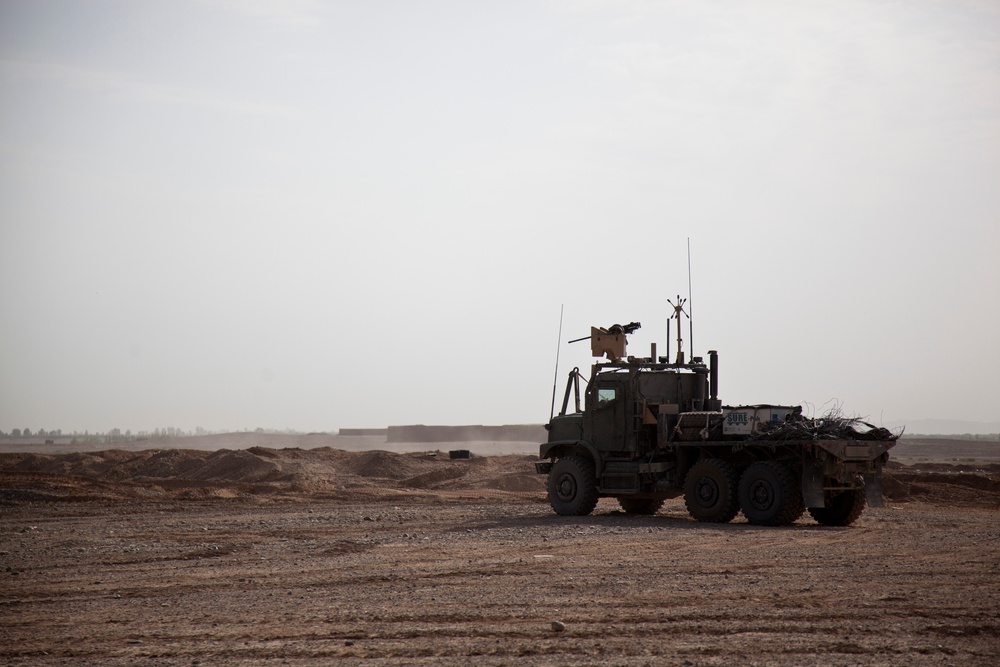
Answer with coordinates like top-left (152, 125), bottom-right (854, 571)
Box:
top-left (739, 462), bottom-right (805, 526)
top-left (618, 498), bottom-right (664, 515)
top-left (547, 456), bottom-right (599, 516)
top-left (808, 484), bottom-right (866, 526)
top-left (683, 459), bottom-right (740, 523)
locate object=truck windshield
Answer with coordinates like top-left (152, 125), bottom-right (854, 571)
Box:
top-left (597, 388), bottom-right (617, 405)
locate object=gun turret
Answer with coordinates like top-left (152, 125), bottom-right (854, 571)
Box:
top-left (568, 322), bottom-right (641, 362)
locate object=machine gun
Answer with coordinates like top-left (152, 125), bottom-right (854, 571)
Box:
top-left (568, 322), bottom-right (641, 362)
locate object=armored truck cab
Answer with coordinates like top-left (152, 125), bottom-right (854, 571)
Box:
top-left (538, 323), bottom-right (898, 527)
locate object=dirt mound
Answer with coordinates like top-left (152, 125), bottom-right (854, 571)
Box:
top-left (5, 450), bottom-right (154, 484)
top-left (346, 450), bottom-right (431, 480)
top-left (134, 449), bottom-right (209, 478)
top-left (187, 449), bottom-right (284, 483)
top-left (0, 448), bottom-right (544, 502)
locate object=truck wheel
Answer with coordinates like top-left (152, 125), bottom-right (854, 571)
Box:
top-left (739, 462), bottom-right (805, 526)
top-left (808, 485), bottom-right (866, 526)
top-left (547, 456), bottom-right (599, 516)
top-left (683, 459), bottom-right (740, 523)
top-left (618, 498), bottom-right (664, 515)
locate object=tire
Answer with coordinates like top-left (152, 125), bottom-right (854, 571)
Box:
top-left (683, 459), bottom-right (740, 523)
top-left (808, 485), bottom-right (866, 526)
top-left (547, 456), bottom-right (599, 516)
top-left (739, 461), bottom-right (805, 526)
top-left (618, 497), bottom-right (664, 515)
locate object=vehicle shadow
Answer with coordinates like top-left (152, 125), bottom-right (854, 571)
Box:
top-left (452, 510), bottom-right (840, 533)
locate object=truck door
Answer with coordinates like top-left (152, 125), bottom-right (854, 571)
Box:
top-left (589, 378), bottom-right (627, 452)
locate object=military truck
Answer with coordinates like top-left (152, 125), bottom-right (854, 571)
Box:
top-left (536, 320), bottom-right (898, 526)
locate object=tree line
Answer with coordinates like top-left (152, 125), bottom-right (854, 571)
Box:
top-left (1, 426), bottom-right (306, 442)
top-left (0, 426), bottom-right (209, 442)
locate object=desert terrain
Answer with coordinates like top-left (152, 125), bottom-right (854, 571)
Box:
top-left (0, 436), bottom-right (997, 666)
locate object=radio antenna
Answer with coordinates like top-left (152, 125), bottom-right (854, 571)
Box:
top-left (667, 295), bottom-right (689, 364)
top-left (687, 237), bottom-right (694, 359)
top-left (549, 304), bottom-right (565, 421)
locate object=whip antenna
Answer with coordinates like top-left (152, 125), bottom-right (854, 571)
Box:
top-left (687, 237), bottom-right (694, 359)
top-left (549, 304), bottom-right (565, 421)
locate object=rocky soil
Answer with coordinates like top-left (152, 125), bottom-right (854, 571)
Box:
top-left (0, 446), bottom-right (998, 666)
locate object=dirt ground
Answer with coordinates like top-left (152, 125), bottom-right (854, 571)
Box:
top-left (1, 441), bottom-right (998, 666)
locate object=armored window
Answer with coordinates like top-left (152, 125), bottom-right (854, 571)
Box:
top-left (597, 388), bottom-right (617, 406)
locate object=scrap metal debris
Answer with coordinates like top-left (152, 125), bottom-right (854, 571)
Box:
top-left (750, 410), bottom-right (902, 442)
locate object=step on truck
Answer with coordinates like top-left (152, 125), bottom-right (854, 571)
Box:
top-left (536, 318), bottom-right (898, 526)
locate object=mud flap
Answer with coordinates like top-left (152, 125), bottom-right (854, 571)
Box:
top-left (802, 457), bottom-right (825, 508)
top-left (864, 472), bottom-right (884, 507)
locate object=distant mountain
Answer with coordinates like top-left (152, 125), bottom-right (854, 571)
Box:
top-left (885, 419), bottom-right (1000, 435)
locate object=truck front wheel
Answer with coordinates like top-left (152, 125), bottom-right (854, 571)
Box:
top-left (739, 462), bottom-right (805, 526)
top-left (548, 456), bottom-right (599, 516)
top-left (683, 459), bottom-right (740, 523)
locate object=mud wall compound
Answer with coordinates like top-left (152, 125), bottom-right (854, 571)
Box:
top-left (386, 424), bottom-right (546, 443)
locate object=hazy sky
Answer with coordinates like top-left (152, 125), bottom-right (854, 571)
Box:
top-left (1, 0), bottom-right (998, 434)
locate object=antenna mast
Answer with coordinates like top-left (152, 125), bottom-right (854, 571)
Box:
top-left (549, 304), bottom-right (564, 421)
top-left (687, 237), bottom-right (694, 359)
top-left (667, 295), bottom-right (689, 364)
